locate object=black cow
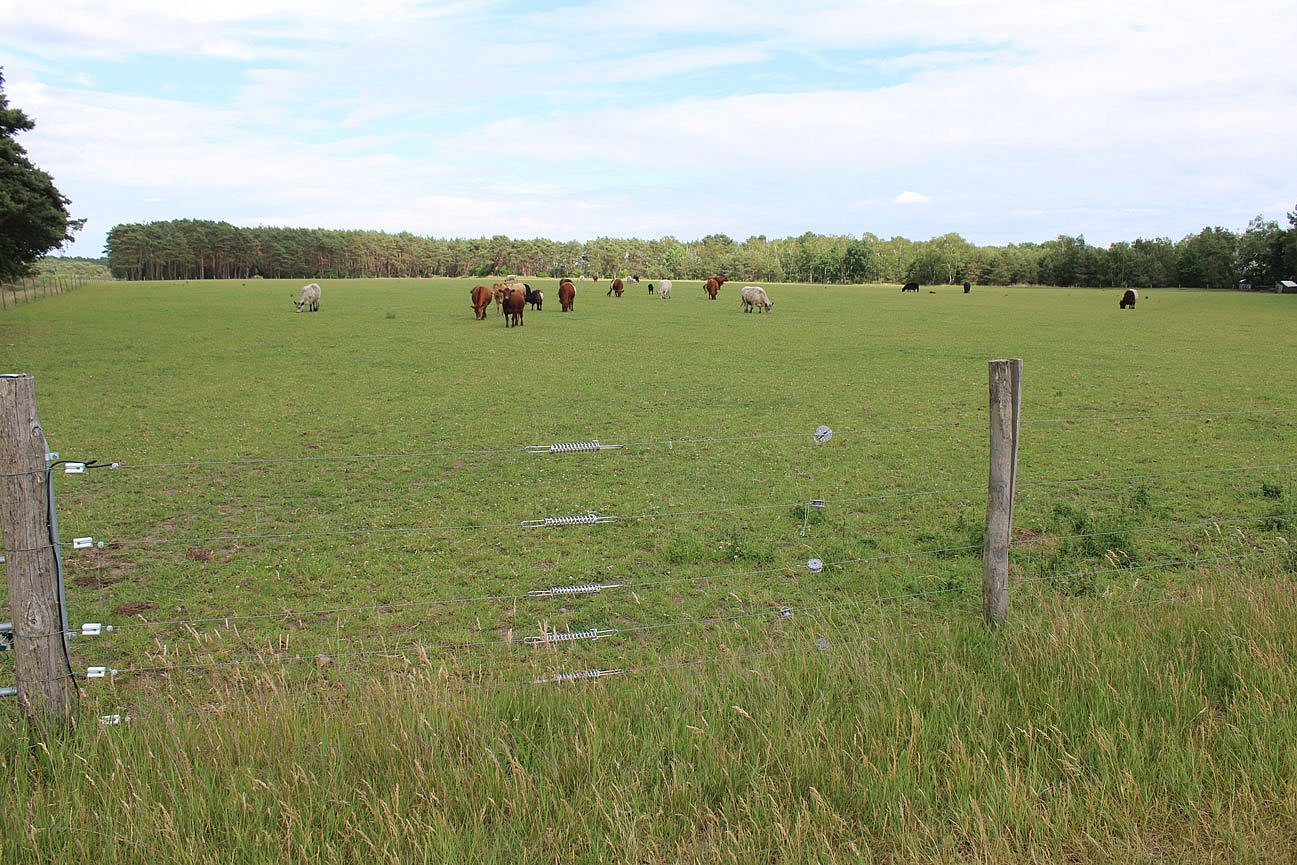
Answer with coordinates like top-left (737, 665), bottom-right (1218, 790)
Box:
top-left (523, 284), bottom-right (543, 311)
top-left (901, 282), bottom-right (920, 293)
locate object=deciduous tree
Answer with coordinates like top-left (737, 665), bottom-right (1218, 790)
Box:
top-left (0, 69), bottom-right (83, 281)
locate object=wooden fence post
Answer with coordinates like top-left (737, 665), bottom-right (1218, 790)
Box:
top-left (0, 374), bottom-right (77, 727)
top-left (983, 359), bottom-right (1022, 627)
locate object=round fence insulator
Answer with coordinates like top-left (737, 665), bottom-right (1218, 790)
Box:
top-left (813, 425), bottom-right (833, 443)
top-left (807, 557), bottom-right (824, 573)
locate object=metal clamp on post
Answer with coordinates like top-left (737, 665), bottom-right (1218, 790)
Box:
top-left (525, 439), bottom-right (625, 454)
top-left (0, 622), bottom-right (12, 653)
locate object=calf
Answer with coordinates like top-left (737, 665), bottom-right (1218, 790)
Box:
top-left (293, 282), bottom-right (321, 312)
top-left (704, 275), bottom-right (726, 299)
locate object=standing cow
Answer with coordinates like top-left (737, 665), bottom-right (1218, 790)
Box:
top-left (293, 282), bottom-right (321, 312)
top-left (470, 284), bottom-right (492, 320)
top-left (503, 285), bottom-right (526, 327)
top-left (1120, 288), bottom-right (1138, 309)
top-left (524, 284), bottom-right (544, 311)
top-left (558, 278), bottom-right (576, 312)
top-left (739, 285), bottom-right (773, 313)
top-left (655, 279), bottom-right (672, 299)
top-left (704, 275), bottom-right (727, 299)
top-left (607, 278), bottom-right (625, 297)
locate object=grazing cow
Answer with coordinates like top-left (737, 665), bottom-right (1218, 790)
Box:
top-left (502, 285), bottom-right (526, 327)
top-left (470, 284), bottom-right (492, 320)
top-left (704, 275), bottom-right (727, 300)
top-left (524, 284), bottom-right (544, 311)
top-left (656, 279), bottom-right (673, 300)
top-left (1120, 288), bottom-right (1138, 309)
top-left (607, 278), bottom-right (624, 297)
top-left (293, 282), bottom-right (321, 312)
top-left (630, 276), bottom-right (640, 283)
top-left (901, 282), bottom-right (920, 293)
top-left (739, 285), bottom-right (773, 313)
top-left (558, 278), bottom-right (576, 312)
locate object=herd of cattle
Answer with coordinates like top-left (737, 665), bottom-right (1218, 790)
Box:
top-left (461, 275), bottom-right (774, 327)
top-left (292, 278), bottom-right (1142, 319)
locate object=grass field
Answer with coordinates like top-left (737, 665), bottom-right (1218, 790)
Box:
top-left (2, 278), bottom-right (1296, 862)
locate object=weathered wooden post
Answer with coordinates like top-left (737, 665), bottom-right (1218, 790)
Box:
top-left (0, 374), bottom-right (77, 727)
top-left (983, 359), bottom-right (1022, 627)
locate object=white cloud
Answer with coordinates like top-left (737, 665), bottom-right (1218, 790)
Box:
top-left (893, 192), bottom-right (932, 205)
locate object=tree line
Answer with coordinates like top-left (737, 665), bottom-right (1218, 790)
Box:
top-left (104, 213), bottom-right (1297, 289)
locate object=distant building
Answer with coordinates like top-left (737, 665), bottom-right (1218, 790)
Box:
top-left (1277, 280), bottom-right (1297, 293)
top-left (1239, 280), bottom-right (1253, 291)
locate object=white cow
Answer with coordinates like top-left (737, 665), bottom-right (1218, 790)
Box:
top-left (294, 282), bottom-right (321, 313)
top-left (656, 279), bottom-right (672, 299)
top-left (739, 285), bottom-right (772, 313)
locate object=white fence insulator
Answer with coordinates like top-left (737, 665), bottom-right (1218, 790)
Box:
top-left (525, 439), bottom-right (625, 454)
top-left (86, 667), bottom-right (117, 679)
top-left (807, 557), bottom-right (825, 573)
top-left (79, 623), bottom-right (113, 637)
top-left (534, 668), bottom-right (625, 684)
top-left (99, 714), bottom-right (130, 725)
top-left (520, 513), bottom-right (618, 528)
top-left (64, 462), bottom-right (86, 474)
top-left (0, 687), bottom-right (16, 698)
top-left (72, 537), bottom-right (96, 550)
top-left (523, 627), bottom-right (617, 646)
top-left (814, 425), bottom-right (834, 443)
top-left (528, 582), bottom-right (625, 597)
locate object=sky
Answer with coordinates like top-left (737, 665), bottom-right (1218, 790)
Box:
top-left (2, 0), bottom-right (1295, 258)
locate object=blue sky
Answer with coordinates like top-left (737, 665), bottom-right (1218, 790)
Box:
top-left (2, 0), bottom-right (1295, 258)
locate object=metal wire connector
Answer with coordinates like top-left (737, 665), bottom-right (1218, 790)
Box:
top-left (525, 439), bottom-right (625, 454)
top-left (520, 513), bottom-right (618, 528)
top-left (528, 582), bottom-right (625, 597)
top-left (523, 627), bottom-right (618, 646)
top-left (534, 667), bottom-right (625, 684)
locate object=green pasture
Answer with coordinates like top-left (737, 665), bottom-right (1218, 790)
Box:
top-left (2, 278), bottom-right (1296, 862)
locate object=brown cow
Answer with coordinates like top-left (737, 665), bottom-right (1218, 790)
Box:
top-left (558, 278), bottom-right (576, 312)
top-left (470, 284), bottom-right (492, 320)
top-left (502, 285), bottom-right (526, 327)
top-left (606, 278), bottom-right (624, 297)
top-left (704, 275), bottom-right (727, 299)
top-left (491, 283), bottom-right (514, 314)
